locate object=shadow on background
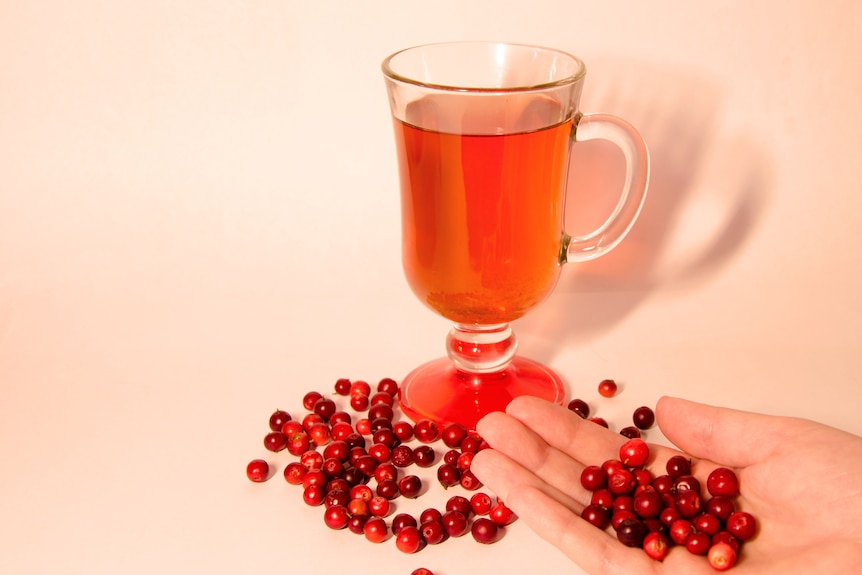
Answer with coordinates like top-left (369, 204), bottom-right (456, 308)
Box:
top-left (517, 60), bottom-right (773, 359)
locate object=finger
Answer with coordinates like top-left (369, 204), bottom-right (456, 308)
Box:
top-left (656, 396), bottom-right (788, 468)
top-left (504, 485), bottom-right (660, 575)
top-left (473, 411), bottom-right (588, 509)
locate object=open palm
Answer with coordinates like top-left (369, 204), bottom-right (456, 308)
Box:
top-left (471, 396), bottom-right (862, 574)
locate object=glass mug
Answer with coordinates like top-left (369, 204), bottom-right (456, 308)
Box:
top-left (382, 42), bottom-right (649, 430)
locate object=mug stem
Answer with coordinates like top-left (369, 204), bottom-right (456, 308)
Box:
top-left (446, 323), bottom-right (518, 373)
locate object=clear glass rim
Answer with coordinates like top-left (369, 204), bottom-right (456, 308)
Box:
top-left (381, 41), bottom-right (587, 92)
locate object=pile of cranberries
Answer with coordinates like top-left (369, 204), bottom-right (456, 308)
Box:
top-left (246, 377), bottom-right (517, 575)
top-left (578, 436), bottom-right (755, 571)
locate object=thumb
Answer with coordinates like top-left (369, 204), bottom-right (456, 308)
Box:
top-left (656, 396), bottom-right (788, 468)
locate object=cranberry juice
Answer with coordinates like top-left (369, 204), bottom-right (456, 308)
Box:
top-left (394, 102), bottom-right (573, 324)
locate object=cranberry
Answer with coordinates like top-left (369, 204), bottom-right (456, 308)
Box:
top-left (707, 467), bottom-right (740, 497)
top-left (643, 531), bottom-right (670, 561)
top-left (612, 495), bottom-right (634, 514)
top-left (309, 423), bottom-right (331, 447)
top-left (619, 438), bottom-right (650, 468)
top-left (301, 413), bottom-right (324, 432)
top-left (581, 504), bottom-right (610, 529)
top-left (446, 495), bottom-right (473, 517)
top-left (348, 514), bottom-right (368, 534)
top-left (372, 427), bottom-right (397, 447)
top-left (669, 518), bottom-right (694, 546)
top-left (685, 531), bottom-right (711, 555)
top-left (705, 495), bottom-right (736, 522)
top-left (619, 426), bottom-right (641, 439)
top-left (392, 421), bottom-right (414, 442)
top-left (246, 459), bottom-right (269, 482)
top-left (377, 377), bottom-right (399, 395)
top-left (611, 509), bottom-right (638, 530)
top-left (591, 488), bottom-right (614, 509)
top-left (471, 517), bottom-right (501, 544)
top-left (580, 465), bottom-right (608, 491)
top-left (323, 440), bottom-right (350, 462)
top-left (343, 432), bottom-right (366, 450)
top-left (368, 443), bottom-right (391, 463)
top-left (330, 422), bottom-right (354, 442)
top-left (329, 411), bottom-right (351, 426)
top-left (300, 450), bottom-right (323, 471)
top-left (363, 516), bottom-right (389, 543)
top-left (281, 420), bottom-right (303, 436)
top-left (373, 463), bottom-right (398, 483)
top-left (693, 512), bottom-right (721, 535)
top-left (355, 418), bottom-right (372, 435)
top-left (325, 489), bottom-right (350, 509)
top-left (437, 463), bottom-right (461, 488)
top-left (441, 422), bottom-right (468, 448)
top-left (615, 517), bottom-right (646, 547)
top-left (411, 569), bottom-right (433, 575)
top-left (350, 484), bottom-right (374, 502)
top-left (376, 478), bottom-right (400, 500)
top-left (598, 379), bottom-right (618, 398)
top-left (350, 394), bottom-right (369, 411)
top-left (675, 489), bottom-right (702, 518)
top-left (652, 474), bottom-right (675, 494)
top-left (414, 419), bottom-right (440, 443)
top-left (726, 510), bottom-right (757, 541)
top-left (460, 435), bottom-right (484, 454)
top-left (589, 416), bottom-right (609, 428)
top-left (369, 391), bottom-right (394, 407)
top-left (301, 469), bottom-right (327, 489)
top-left (268, 409), bottom-right (291, 432)
top-left (712, 531), bottom-right (740, 552)
top-left (367, 403), bottom-right (394, 422)
top-left (566, 398), bottom-right (590, 418)
top-left (334, 378), bottom-right (352, 396)
top-left (659, 506), bottom-right (680, 527)
top-left (395, 525), bottom-right (423, 554)
top-left (420, 508), bottom-right (443, 524)
top-left (420, 520), bottom-right (447, 544)
top-left (347, 498), bottom-right (368, 517)
top-left (283, 461), bottom-right (306, 485)
top-left (633, 487), bottom-right (662, 518)
top-left (391, 513), bottom-right (418, 535)
top-left (327, 478), bottom-right (351, 494)
top-left (398, 475), bottom-right (423, 498)
top-left (459, 469), bottom-right (482, 491)
top-left (370, 417), bottom-right (393, 433)
top-left (354, 454), bottom-right (379, 476)
top-left (368, 496), bottom-right (391, 517)
top-left (608, 468), bottom-right (637, 495)
top-left (456, 451), bottom-right (475, 471)
top-left (665, 455), bottom-right (692, 478)
top-left (708, 541), bottom-right (738, 571)
top-left (324, 505), bottom-right (350, 530)
top-left (443, 449), bottom-right (461, 465)
top-left (488, 501), bottom-right (517, 526)
top-left (673, 474), bottom-right (701, 494)
top-left (412, 445), bottom-right (436, 468)
top-left (441, 510), bottom-right (469, 537)
top-left (632, 406), bottom-right (655, 429)
top-left (302, 484), bottom-right (325, 506)
top-left (634, 468), bottom-right (652, 487)
top-left (263, 431), bottom-right (287, 452)
top-left (349, 380), bottom-right (371, 398)
top-left (470, 492), bottom-right (493, 516)
top-left (391, 444), bottom-right (414, 467)
top-left (302, 391), bottom-right (323, 410)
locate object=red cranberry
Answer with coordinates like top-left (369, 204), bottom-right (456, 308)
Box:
top-left (460, 435), bottom-right (484, 454)
top-left (708, 541), bottom-right (738, 571)
top-left (591, 488), bottom-right (614, 509)
top-left (350, 394), bottom-right (370, 411)
top-left (669, 518), bottom-right (694, 546)
top-left (414, 419), bottom-right (440, 443)
top-left (643, 531), bottom-right (670, 561)
top-left (566, 398), bottom-right (590, 418)
top-left (395, 525), bottom-right (423, 554)
top-left (665, 455), bottom-right (692, 478)
top-left (330, 423), bottom-right (354, 442)
top-left (369, 391), bottom-right (394, 407)
top-left (633, 487), bottom-right (662, 518)
top-left (323, 505), bottom-right (350, 530)
top-left (321, 457), bottom-right (344, 478)
top-left (391, 444), bottom-right (414, 467)
top-left (268, 409), bottom-right (291, 432)
top-left (419, 508), bottom-right (443, 524)
top-left (441, 422), bottom-right (469, 448)
top-left (368, 496), bottom-right (391, 517)
top-left (675, 489), bottom-right (702, 518)
top-left (301, 413), bottom-right (324, 432)
top-left (693, 512), bottom-right (721, 535)
top-left (674, 474), bottom-right (701, 494)
top-left (355, 418), bottom-right (372, 435)
top-left (619, 426), bottom-right (641, 439)
top-left (459, 470), bottom-right (482, 491)
top-left (302, 484), bottom-right (325, 506)
top-left (652, 474), bottom-right (675, 494)
top-left (581, 504), bottom-right (610, 529)
top-left (373, 463), bottom-right (398, 483)
top-left (283, 461), bottom-right (306, 485)
top-left (411, 569), bottom-right (433, 575)
top-left (324, 489), bottom-right (349, 509)
top-left (488, 501), bottom-right (517, 526)
top-left (392, 420), bottom-right (414, 442)
top-left (712, 531), bottom-right (740, 552)
top-left (632, 406), bottom-right (655, 429)
top-left (437, 463), bottom-right (461, 488)
top-left (391, 513), bottom-right (417, 535)
top-left (246, 459), bottom-right (269, 482)
top-left (443, 449), bottom-right (461, 465)
top-left (707, 467), bottom-right (740, 497)
top-left (611, 509), bottom-right (638, 530)
top-left (333, 378), bottom-right (352, 396)
top-left (446, 495), bottom-right (473, 518)
top-left (608, 468), bottom-right (637, 495)
top-left (412, 445), bottom-right (436, 468)
top-left (589, 416), bottom-right (609, 428)
top-left (685, 531), bottom-right (711, 555)
top-left (363, 516), bottom-right (388, 543)
top-left (441, 510), bottom-right (469, 537)
top-left (368, 443), bottom-right (391, 463)
top-left (377, 377), bottom-right (398, 395)
top-left (347, 498), bottom-right (368, 517)
top-left (705, 495), bottom-right (736, 522)
top-left (302, 391), bottom-right (323, 410)
top-left (323, 440), bottom-right (350, 462)
top-left (615, 517), bottom-right (646, 547)
top-left (598, 379), bottom-right (618, 398)
top-left (348, 514), bottom-right (368, 534)
top-left (349, 380), bottom-right (371, 398)
top-left (580, 465), bottom-right (608, 491)
top-left (456, 451), bottom-right (475, 471)
top-left (398, 475), bottom-right (423, 498)
top-left (619, 438), bottom-right (650, 468)
top-left (726, 511), bottom-right (757, 541)
top-left (308, 422), bottom-right (331, 447)
top-left (420, 520), bottom-right (447, 545)
top-left (329, 411), bottom-right (351, 426)
top-left (376, 478), bottom-right (400, 500)
top-left (470, 492), bottom-right (493, 516)
top-left (263, 431), bottom-right (287, 452)
top-left (350, 484), bottom-right (374, 502)
top-left (471, 517), bottom-right (501, 544)
top-left (367, 403), bottom-right (394, 422)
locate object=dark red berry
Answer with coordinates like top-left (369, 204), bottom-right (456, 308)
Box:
top-left (620, 426), bottom-right (641, 439)
top-left (302, 391), bottom-right (323, 410)
top-left (726, 510), bottom-right (757, 541)
top-left (441, 422), bottom-right (469, 448)
top-left (268, 409), bottom-right (291, 432)
top-left (391, 512), bottom-right (418, 535)
top-left (414, 419), bottom-right (440, 443)
top-left (363, 516), bottom-right (388, 543)
top-left (263, 431), bottom-right (287, 452)
top-left (619, 438), bottom-right (650, 468)
top-left (708, 541), bottom-right (738, 571)
top-left (580, 465), bottom-right (608, 491)
top-left (615, 517), bottom-right (646, 547)
top-left (398, 475), bottom-right (423, 498)
top-left (665, 455), bottom-right (692, 478)
top-left (643, 531), bottom-right (670, 561)
top-left (471, 517), bottom-right (501, 544)
top-left (598, 379), bottom-right (618, 398)
top-left (323, 505), bottom-right (350, 530)
top-left (632, 406), bottom-right (655, 429)
top-left (589, 416), bottom-right (609, 428)
top-left (567, 398), bottom-right (590, 418)
top-left (395, 526), bottom-right (423, 553)
top-left (685, 531), bottom-right (711, 555)
top-left (441, 510), bottom-right (469, 537)
top-left (488, 501), bottom-right (517, 526)
top-left (377, 377), bottom-right (399, 396)
top-left (420, 520), bottom-right (447, 545)
top-left (334, 378), bottom-right (352, 396)
top-left (246, 459), bottom-right (269, 482)
top-left (581, 504), bottom-right (610, 529)
top-left (707, 467), bottom-right (740, 497)
top-left (412, 445), bottom-right (436, 468)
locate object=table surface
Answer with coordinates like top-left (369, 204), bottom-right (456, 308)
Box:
top-left (2, 2), bottom-right (861, 575)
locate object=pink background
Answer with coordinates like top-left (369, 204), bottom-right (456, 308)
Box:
top-left (2, 2), bottom-right (860, 574)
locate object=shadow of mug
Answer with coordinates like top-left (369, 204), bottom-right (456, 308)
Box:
top-left (517, 59), bottom-right (773, 358)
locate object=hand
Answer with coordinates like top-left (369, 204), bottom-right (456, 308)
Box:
top-left (470, 396), bottom-right (862, 574)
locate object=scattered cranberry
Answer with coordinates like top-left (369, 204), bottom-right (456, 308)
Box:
top-left (708, 541), bottom-right (738, 571)
top-left (363, 516), bottom-right (389, 543)
top-left (395, 526), bottom-right (423, 553)
top-left (398, 475), bottom-right (423, 498)
top-left (665, 455), bottom-right (692, 478)
top-left (566, 398), bottom-right (590, 418)
top-left (420, 519), bottom-right (447, 545)
top-left (350, 394), bottom-right (370, 411)
top-left (268, 409), bottom-right (291, 432)
top-left (470, 492), bottom-right (493, 515)
top-left (726, 510), bottom-right (757, 541)
top-left (471, 517), bottom-right (501, 544)
top-left (246, 459), bottom-right (269, 482)
top-left (391, 513), bottom-right (417, 535)
top-left (301, 391), bottom-right (322, 411)
top-left (488, 501), bottom-right (517, 526)
top-left (616, 517), bottom-right (646, 547)
top-left (619, 438), bottom-right (650, 468)
top-left (580, 465), bottom-right (608, 491)
top-left (349, 380), bottom-right (371, 398)
top-left (643, 531), bottom-right (669, 561)
top-left (437, 463), bottom-right (461, 488)
top-left (414, 419), bottom-right (440, 443)
top-left (707, 467), bottom-right (740, 497)
top-left (632, 406), bottom-right (655, 429)
top-left (598, 379), bottom-right (618, 398)
top-left (411, 569), bottom-right (433, 575)
top-left (377, 377), bottom-right (398, 396)
top-left (333, 378), bottom-right (352, 396)
top-left (263, 431), bottom-right (287, 452)
top-left (589, 416), bottom-right (609, 428)
top-left (283, 461), bottom-right (306, 485)
top-left (412, 445), bottom-right (436, 468)
top-left (620, 426), bottom-right (641, 439)
top-left (441, 510), bottom-right (469, 537)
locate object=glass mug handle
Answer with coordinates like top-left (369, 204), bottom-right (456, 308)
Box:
top-left (564, 113), bottom-right (650, 263)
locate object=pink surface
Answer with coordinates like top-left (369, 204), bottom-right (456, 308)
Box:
top-left (2, 2), bottom-right (861, 574)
